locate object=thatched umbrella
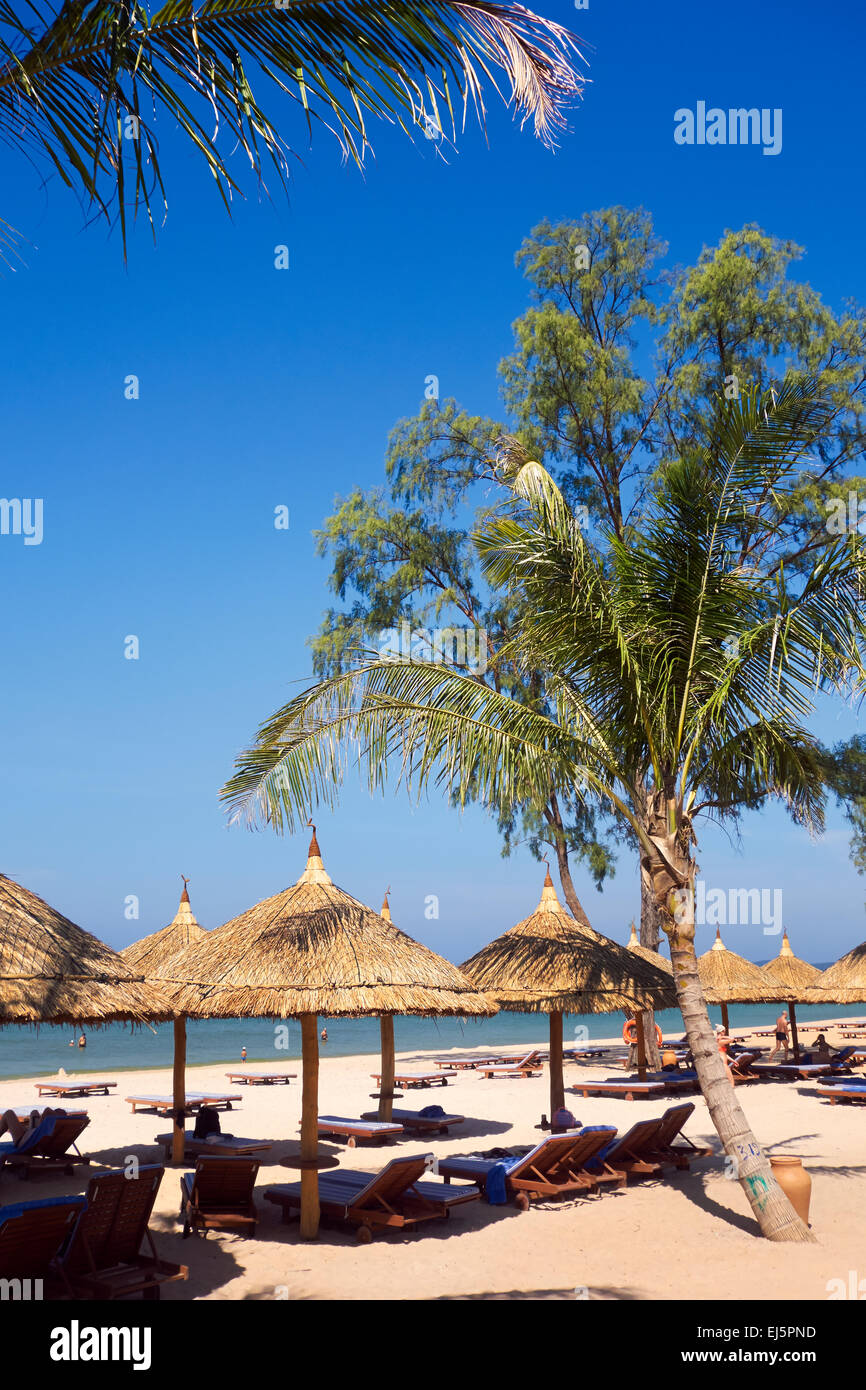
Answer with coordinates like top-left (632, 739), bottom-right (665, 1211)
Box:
top-left (626, 920), bottom-right (673, 973)
top-left (160, 828), bottom-right (494, 1239)
top-left (760, 932), bottom-right (820, 1063)
top-left (697, 928), bottom-right (778, 1033)
top-left (461, 869), bottom-right (677, 1118)
top-left (0, 873), bottom-right (175, 1026)
top-left (121, 878), bottom-right (207, 1164)
top-left (806, 939), bottom-right (866, 1007)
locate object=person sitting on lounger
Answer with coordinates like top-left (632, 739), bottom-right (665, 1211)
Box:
top-left (0, 1106), bottom-right (65, 1144)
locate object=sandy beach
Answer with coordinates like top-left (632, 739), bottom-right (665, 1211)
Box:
top-left (4, 1020), bottom-right (864, 1302)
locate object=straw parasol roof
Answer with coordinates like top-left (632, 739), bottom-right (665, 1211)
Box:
top-left (760, 932), bottom-right (820, 999)
top-left (697, 929), bottom-right (779, 1004)
top-left (460, 871), bottom-right (677, 1014)
top-left (121, 877), bottom-right (207, 977)
top-left (162, 829), bottom-right (494, 1019)
top-left (626, 921), bottom-right (673, 975)
top-left (0, 873), bottom-right (175, 1025)
top-left (805, 939), bottom-right (866, 1005)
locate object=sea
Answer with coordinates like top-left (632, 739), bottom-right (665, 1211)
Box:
top-left (1, 1003), bottom-right (863, 1080)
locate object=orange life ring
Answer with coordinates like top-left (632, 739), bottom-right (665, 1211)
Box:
top-left (623, 1020), bottom-right (664, 1046)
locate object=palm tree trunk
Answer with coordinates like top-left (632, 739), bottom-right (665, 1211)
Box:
top-left (646, 825), bottom-right (815, 1243)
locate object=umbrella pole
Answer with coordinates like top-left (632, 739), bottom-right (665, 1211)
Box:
top-left (378, 1016), bottom-right (395, 1121)
top-left (171, 1016), bottom-right (186, 1165)
top-left (549, 1011), bottom-right (564, 1115)
top-left (635, 1009), bottom-right (647, 1081)
top-left (721, 1002), bottom-right (730, 1034)
top-left (790, 1001), bottom-right (800, 1064)
top-left (299, 1014), bottom-right (320, 1240)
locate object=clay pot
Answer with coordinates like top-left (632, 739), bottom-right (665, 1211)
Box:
top-left (770, 1156), bottom-right (812, 1226)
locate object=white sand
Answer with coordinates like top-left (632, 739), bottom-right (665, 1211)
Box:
top-left (4, 1023), bottom-right (864, 1301)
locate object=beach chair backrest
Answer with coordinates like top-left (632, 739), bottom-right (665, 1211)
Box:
top-left (603, 1119), bottom-right (663, 1162)
top-left (565, 1125), bottom-right (620, 1167)
top-left (506, 1132), bottom-right (587, 1177)
top-left (37, 1112), bottom-right (90, 1158)
top-left (61, 1167), bottom-right (164, 1275)
top-left (653, 1103), bottom-right (695, 1148)
top-left (351, 1154), bottom-right (433, 1209)
top-left (0, 1195), bottom-right (87, 1277)
top-left (193, 1156), bottom-right (260, 1206)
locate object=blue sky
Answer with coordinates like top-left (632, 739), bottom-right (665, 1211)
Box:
top-left (0, 0), bottom-right (863, 967)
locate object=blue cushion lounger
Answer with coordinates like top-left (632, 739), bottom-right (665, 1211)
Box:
top-left (816, 1084), bottom-right (866, 1104)
top-left (0, 1112), bottom-right (91, 1176)
top-left (570, 1078), bottom-right (667, 1100)
top-left (0, 1193), bottom-right (87, 1291)
top-left (317, 1116), bottom-right (404, 1144)
top-left (438, 1126), bottom-right (621, 1205)
top-left (359, 1106), bottom-right (466, 1135)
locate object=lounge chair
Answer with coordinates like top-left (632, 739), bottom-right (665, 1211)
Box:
top-left (0, 1111), bottom-right (91, 1178)
top-left (317, 1116), bottom-right (404, 1145)
top-left (56, 1166), bottom-right (188, 1300)
top-left (475, 1051), bottom-right (544, 1079)
top-left (35, 1080), bottom-right (117, 1098)
top-left (434, 1057), bottom-right (496, 1070)
top-left (748, 1062), bottom-right (833, 1081)
top-left (570, 1078), bottom-right (667, 1100)
top-left (179, 1156), bottom-right (260, 1238)
top-left (264, 1153), bottom-right (479, 1239)
top-left (360, 1107), bottom-right (465, 1136)
top-left (438, 1127), bottom-right (622, 1205)
top-left (0, 1194), bottom-right (87, 1295)
top-left (224, 1072), bottom-right (296, 1085)
top-left (816, 1084), bottom-right (866, 1105)
top-left (154, 1132), bottom-right (273, 1162)
top-left (370, 1072), bottom-right (454, 1089)
top-left (126, 1093), bottom-right (241, 1115)
top-left (590, 1103), bottom-right (713, 1177)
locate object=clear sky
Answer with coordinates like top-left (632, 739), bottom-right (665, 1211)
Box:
top-left (0, 0), bottom-right (863, 967)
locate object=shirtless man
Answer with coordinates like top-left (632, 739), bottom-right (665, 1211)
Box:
top-left (770, 1010), bottom-right (790, 1061)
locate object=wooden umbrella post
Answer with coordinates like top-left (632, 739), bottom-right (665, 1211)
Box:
top-left (789, 1001), bottom-right (800, 1064)
top-left (721, 1001), bottom-right (730, 1035)
top-left (171, 1016), bottom-right (187, 1165)
top-left (378, 1016), bottom-right (395, 1121)
top-left (549, 1011), bottom-right (564, 1116)
top-left (635, 1009), bottom-right (647, 1081)
top-left (299, 1014), bottom-right (321, 1240)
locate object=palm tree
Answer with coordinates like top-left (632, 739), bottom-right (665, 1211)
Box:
top-left (0, 1), bottom-right (586, 254)
top-left (221, 378), bottom-right (866, 1240)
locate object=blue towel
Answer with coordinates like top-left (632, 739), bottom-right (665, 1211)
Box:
top-left (419, 1105), bottom-right (445, 1119)
top-left (484, 1162), bottom-right (509, 1205)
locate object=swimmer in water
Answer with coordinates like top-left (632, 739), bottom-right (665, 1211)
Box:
top-left (320, 1028), bottom-right (328, 1043)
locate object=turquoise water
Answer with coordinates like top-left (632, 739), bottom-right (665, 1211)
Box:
top-left (1, 1002), bottom-right (862, 1080)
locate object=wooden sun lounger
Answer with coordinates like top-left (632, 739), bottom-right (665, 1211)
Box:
top-left (434, 1057), bottom-right (497, 1070)
top-left (56, 1166), bottom-right (188, 1299)
top-left (35, 1080), bottom-right (116, 1098)
top-left (317, 1116), bottom-right (404, 1144)
top-left (179, 1156), bottom-right (261, 1238)
top-left (264, 1153), bottom-right (479, 1238)
top-left (225, 1072), bottom-right (296, 1085)
top-left (360, 1108), bottom-right (465, 1136)
top-left (475, 1051), bottom-right (544, 1079)
top-left (370, 1072), bottom-right (454, 1089)
top-left (0, 1112), bottom-right (92, 1177)
top-left (0, 1194), bottom-right (87, 1295)
top-left (816, 1085), bottom-right (866, 1105)
top-left (748, 1062), bottom-right (833, 1080)
top-left (570, 1079), bottom-right (667, 1101)
top-left (593, 1103), bottom-right (714, 1177)
top-left (155, 1132), bottom-right (273, 1162)
top-left (439, 1127), bottom-right (622, 1204)
top-left (126, 1093), bottom-right (241, 1115)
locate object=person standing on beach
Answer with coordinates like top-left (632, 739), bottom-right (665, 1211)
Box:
top-left (770, 1011), bottom-right (789, 1061)
top-left (240, 1047), bottom-right (247, 1062)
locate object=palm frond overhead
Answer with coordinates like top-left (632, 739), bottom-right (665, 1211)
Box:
top-left (0, 1), bottom-right (588, 251)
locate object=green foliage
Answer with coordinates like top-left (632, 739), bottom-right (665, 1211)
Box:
top-left (224, 380), bottom-right (866, 879)
top-left (821, 735), bottom-right (866, 877)
top-left (0, 0), bottom-right (587, 256)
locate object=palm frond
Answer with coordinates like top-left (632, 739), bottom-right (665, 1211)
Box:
top-left (0, 1), bottom-right (588, 254)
